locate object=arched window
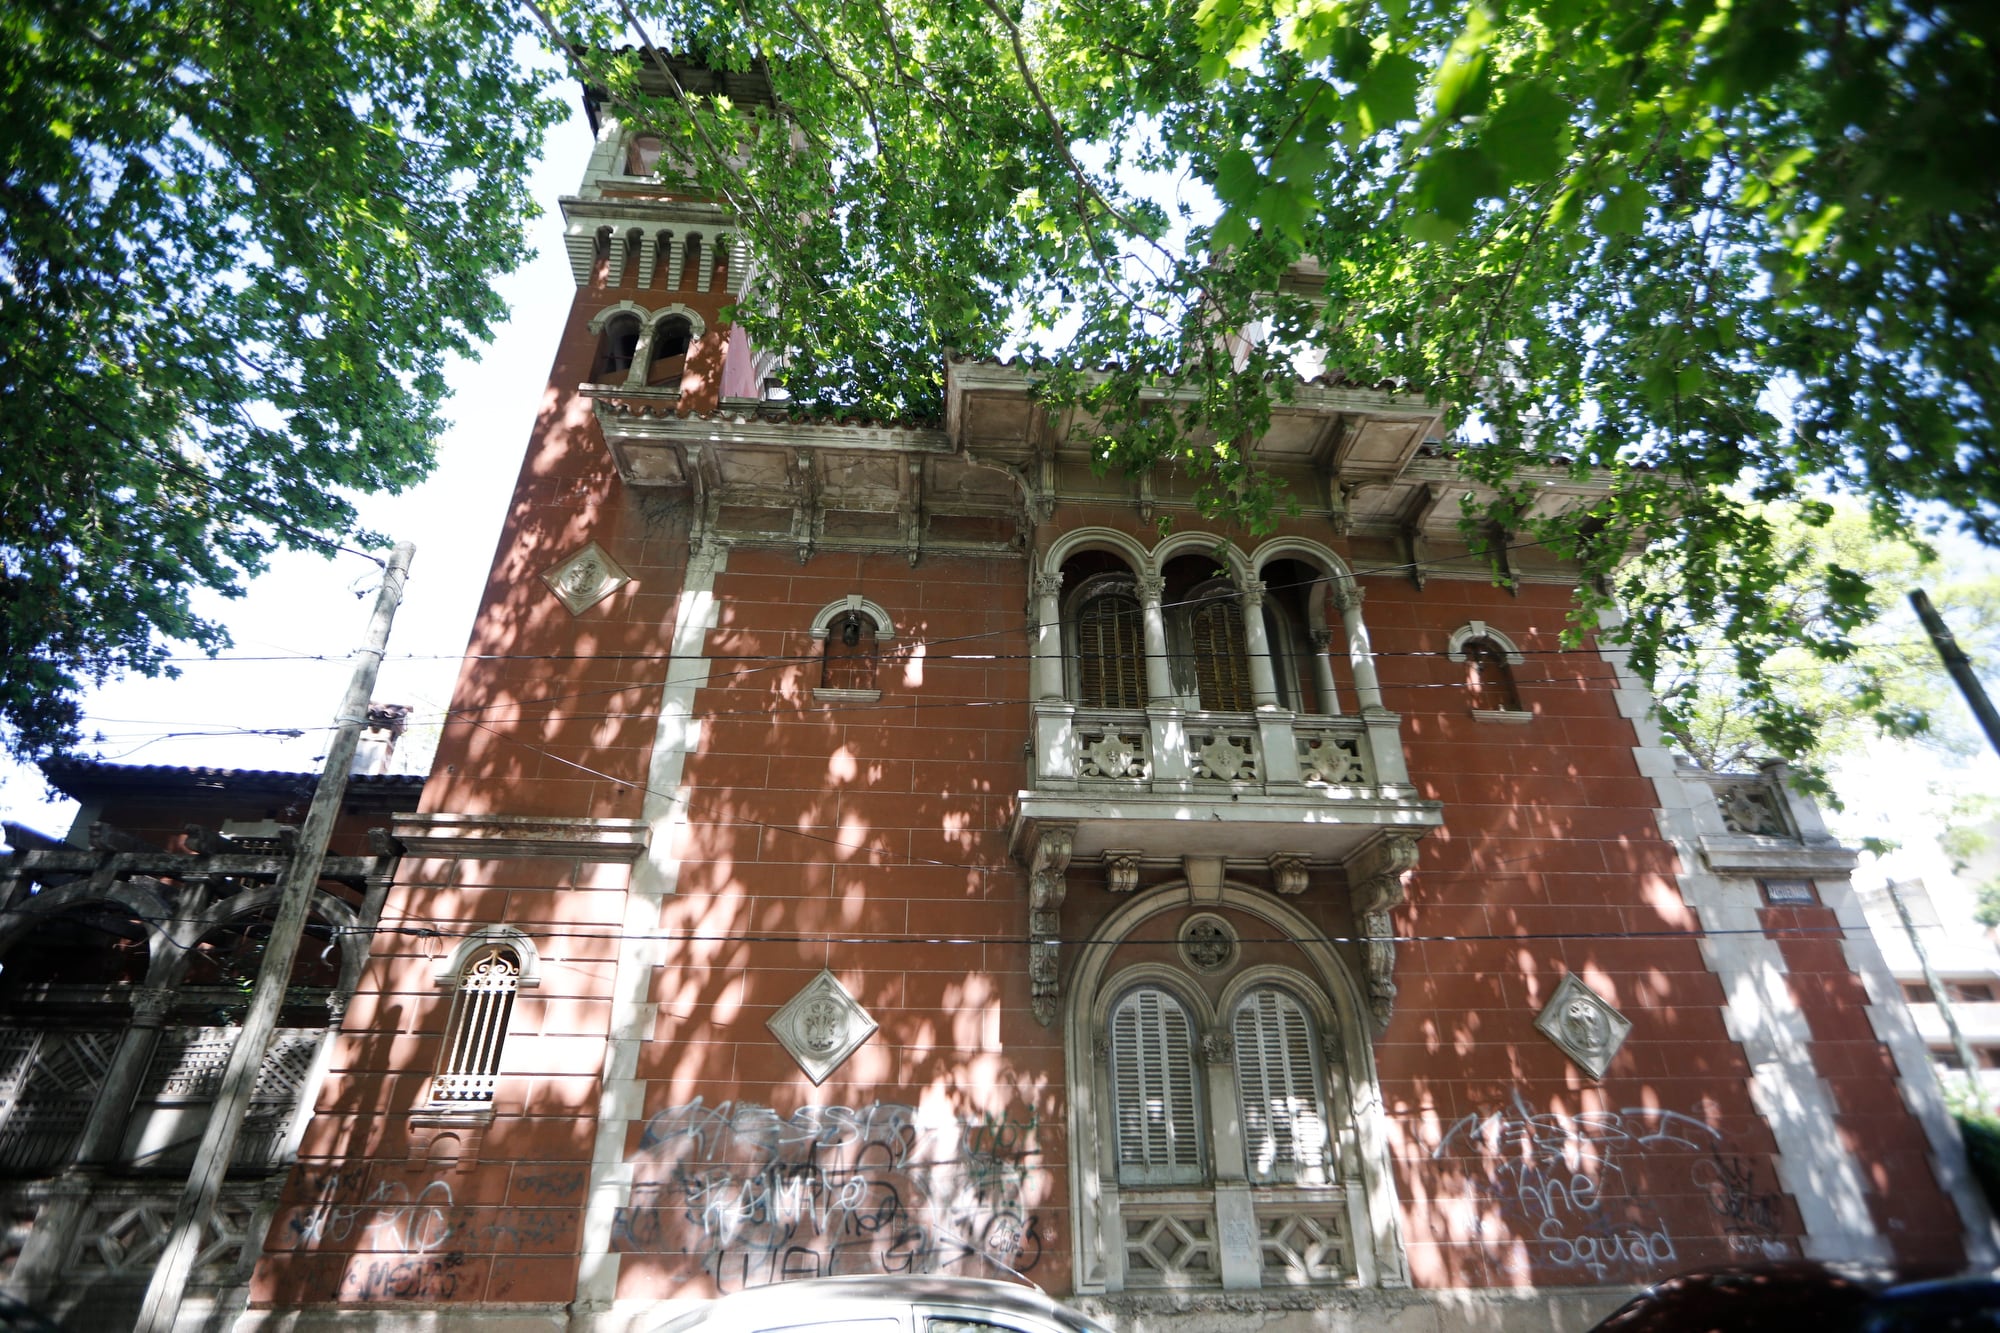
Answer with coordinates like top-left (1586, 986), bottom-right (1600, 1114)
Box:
top-left (822, 610), bottom-right (880, 692)
top-left (1188, 589), bottom-right (1251, 712)
top-left (1074, 583), bottom-right (1147, 709)
top-left (1109, 986), bottom-right (1204, 1185)
top-left (1463, 637), bottom-right (1524, 713)
top-left (594, 313), bottom-right (642, 382)
top-left (433, 945), bottom-right (522, 1106)
top-left (1232, 987), bottom-right (1330, 1185)
top-left (647, 314), bottom-right (693, 387)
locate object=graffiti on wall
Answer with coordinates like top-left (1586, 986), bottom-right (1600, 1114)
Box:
top-left (611, 1099), bottom-right (1046, 1291)
top-left (283, 1168), bottom-right (580, 1302)
top-left (1432, 1094), bottom-right (1789, 1279)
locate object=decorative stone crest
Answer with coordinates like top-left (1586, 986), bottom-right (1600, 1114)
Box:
top-left (1080, 730), bottom-right (1149, 780)
top-left (1190, 730), bottom-right (1257, 782)
top-left (768, 970), bottom-right (877, 1085)
top-left (1344, 833), bottom-right (1421, 1034)
top-left (541, 541), bottom-right (630, 616)
top-left (1717, 780), bottom-right (1789, 837)
top-left (1025, 824), bottom-right (1076, 1027)
top-left (1268, 852), bottom-right (1310, 896)
top-left (1102, 850), bottom-right (1143, 893)
top-left (1179, 914), bottom-right (1238, 973)
top-left (1534, 973), bottom-right (1632, 1080)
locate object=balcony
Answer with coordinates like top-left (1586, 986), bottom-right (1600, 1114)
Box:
top-left (1013, 702), bottom-right (1440, 864)
top-left (1010, 700), bottom-right (1441, 1029)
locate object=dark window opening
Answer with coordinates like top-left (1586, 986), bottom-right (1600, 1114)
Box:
top-left (822, 612), bottom-right (881, 692)
top-left (1464, 636), bottom-right (1525, 712)
top-left (595, 314), bottom-right (642, 381)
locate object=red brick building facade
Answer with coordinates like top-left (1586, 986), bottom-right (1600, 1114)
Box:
top-left (6, 78), bottom-right (1990, 1333)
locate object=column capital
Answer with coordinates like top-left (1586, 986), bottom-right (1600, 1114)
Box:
top-left (1135, 573), bottom-right (1165, 603)
top-left (1238, 578), bottom-right (1267, 610)
top-left (1333, 582), bottom-right (1365, 613)
top-left (1032, 572), bottom-right (1064, 601)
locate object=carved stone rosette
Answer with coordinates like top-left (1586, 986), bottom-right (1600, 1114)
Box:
top-left (1025, 824), bottom-right (1076, 1027)
top-left (1343, 833), bottom-right (1421, 1034)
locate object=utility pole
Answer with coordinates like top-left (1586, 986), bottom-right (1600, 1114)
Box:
top-left (1912, 588), bottom-right (2000, 758)
top-left (1885, 879), bottom-right (1992, 1115)
top-left (135, 543), bottom-right (414, 1333)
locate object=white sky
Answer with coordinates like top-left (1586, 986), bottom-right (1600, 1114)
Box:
top-left (4, 89), bottom-right (1997, 932)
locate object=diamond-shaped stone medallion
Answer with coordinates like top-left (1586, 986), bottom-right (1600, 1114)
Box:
top-left (768, 970), bottom-right (877, 1085)
top-left (1534, 973), bottom-right (1632, 1080)
top-left (541, 542), bottom-right (630, 616)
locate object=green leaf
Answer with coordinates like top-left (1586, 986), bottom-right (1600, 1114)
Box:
top-left (1434, 6), bottom-right (1496, 120)
top-left (1412, 146), bottom-right (1502, 229)
top-left (1480, 80), bottom-right (1571, 184)
top-left (1594, 182), bottom-right (1648, 235)
top-left (1357, 53), bottom-right (1423, 135)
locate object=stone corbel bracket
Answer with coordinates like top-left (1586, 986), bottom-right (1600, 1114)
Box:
top-left (1343, 832), bottom-right (1421, 1034)
top-left (1025, 823), bottom-right (1076, 1027)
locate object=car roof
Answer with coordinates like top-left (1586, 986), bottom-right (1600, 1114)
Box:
top-left (658, 1277), bottom-right (1107, 1333)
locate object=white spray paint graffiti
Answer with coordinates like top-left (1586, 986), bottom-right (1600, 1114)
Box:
top-left (611, 1098), bottom-right (1046, 1291)
top-left (1432, 1094), bottom-right (1790, 1278)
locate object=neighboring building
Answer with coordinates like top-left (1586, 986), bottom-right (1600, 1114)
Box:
top-left (1859, 879), bottom-right (2000, 1101)
top-left (7, 71), bottom-right (1996, 1333)
top-left (0, 755), bottom-right (422, 1330)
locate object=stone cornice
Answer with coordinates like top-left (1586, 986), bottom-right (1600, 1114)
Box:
top-left (391, 813), bottom-right (651, 862)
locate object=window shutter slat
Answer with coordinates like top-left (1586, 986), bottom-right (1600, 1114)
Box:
top-left (1111, 988), bottom-right (1202, 1184)
top-left (1233, 988), bottom-right (1328, 1183)
top-left (1078, 594), bottom-right (1146, 709)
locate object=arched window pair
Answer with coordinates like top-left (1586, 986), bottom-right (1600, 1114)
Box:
top-left (1109, 983), bottom-right (1331, 1187)
top-left (592, 310), bottom-right (697, 387)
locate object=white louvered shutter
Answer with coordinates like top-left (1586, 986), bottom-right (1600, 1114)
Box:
top-left (1233, 988), bottom-right (1329, 1184)
top-left (1110, 988), bottom-right (1203, 1185)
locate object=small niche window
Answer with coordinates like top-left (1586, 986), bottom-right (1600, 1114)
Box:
top-left (1462, 637), bottom-right (1524, 712)
top-left (822, 611), bottom-right (880, 692)
top-left (1232, 987), bottom-right (1330, 1185)
top-left (594, 313), bottom-right (642, 382)
top-left (1109, 986), bottom-right (1204, 1185)
top-left (1073, 581), bottom-right (1147, 710)
top-left (433, 944), bottom-right (521, 1106)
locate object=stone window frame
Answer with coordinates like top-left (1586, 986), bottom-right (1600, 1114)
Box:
top-left (809, 595), bottom-right (897, 705)
top-left (1065, 883), bottom-right (1407, 1294)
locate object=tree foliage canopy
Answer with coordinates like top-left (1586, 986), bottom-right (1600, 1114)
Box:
top-left (0, 0), bottom-right (562, 760)
top-left (548, 0), bottom-right (1999, 776)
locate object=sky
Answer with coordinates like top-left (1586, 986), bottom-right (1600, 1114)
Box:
top-left (4, 87), bottom-right (1998, 927)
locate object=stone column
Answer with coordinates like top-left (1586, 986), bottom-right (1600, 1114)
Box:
top-left (1337, 584), bottom-right (1385, 711)
top-left (1136, 573), bottom-right (1173, 705)
top-left (1139, 573), bottom-right (1190, 784)
top-left (1239, 581), bottom-right (1282, 710)
top-left (1031, 571), bottom-right (1066, 701)
top-left (1309, 628), bottom-right (1340, 715)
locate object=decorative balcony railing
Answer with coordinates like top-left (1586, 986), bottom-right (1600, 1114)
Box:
top-left (1043, 706), bottom-right (1392, 797)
